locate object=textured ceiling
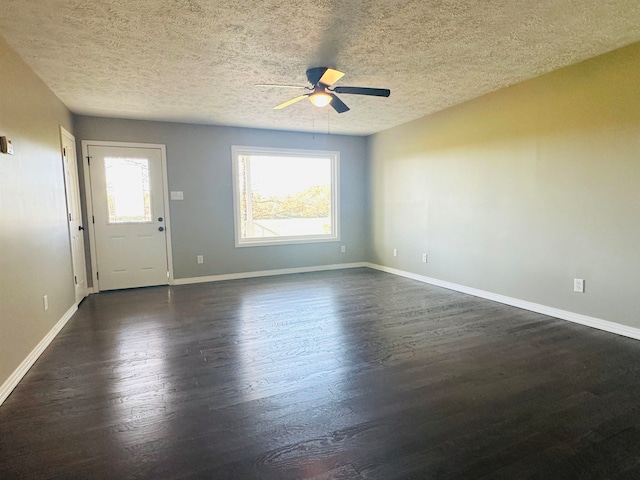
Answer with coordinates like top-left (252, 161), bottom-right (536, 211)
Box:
top-left (1, 1), bottom-right (640, 136)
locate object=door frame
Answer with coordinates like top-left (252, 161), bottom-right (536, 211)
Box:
top-left (81, 140), bottom-right (175, 292)
top-left (60, 127), bottom-right (88, 303)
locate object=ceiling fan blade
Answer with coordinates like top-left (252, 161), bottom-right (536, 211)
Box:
top-left (255, 84), bottom-right (308, 89)
top-left (333, 86), bottom-right (390, 97)
top-left (329, 93), bottom-right (350, 113)
top-left (306, 67), bottom-right (328, 85)
top-left (319, 68), bottom-right (345, 86)
top-left (274, 95), bottom-right (308, 109)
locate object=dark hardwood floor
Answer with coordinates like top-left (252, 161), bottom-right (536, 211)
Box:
top-left (2, 268), bottom-right (640, 479)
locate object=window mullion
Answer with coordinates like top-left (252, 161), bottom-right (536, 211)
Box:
top-left (244, 156), bottom-right (254, 237)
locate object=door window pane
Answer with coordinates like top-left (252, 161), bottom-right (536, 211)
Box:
top-left (104, 157), bottom-right (152, 223)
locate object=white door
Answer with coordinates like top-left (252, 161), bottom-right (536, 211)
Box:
top-left (61, 128), bottom-right (88, 303)
top-left (87, 144), bottom-right (170, 291)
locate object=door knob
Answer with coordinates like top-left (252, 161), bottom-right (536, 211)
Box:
top-left (158, 217), bottom-right (163, 222)
top-left (158, 227), bottom-right (164, 232)
top-left (78, 225), bottom-right (85, 231)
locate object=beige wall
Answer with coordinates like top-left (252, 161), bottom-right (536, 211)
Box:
top-left (368, 42), bottom-right (640, 328)
top-left (0, 37), bottom-right (75, 386)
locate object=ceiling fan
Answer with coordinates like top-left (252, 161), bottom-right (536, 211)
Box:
top-left (257, 67), bottom-right (390, 113)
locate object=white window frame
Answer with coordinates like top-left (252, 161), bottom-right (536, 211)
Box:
top-left (231, 145), bottom-right (340, 247)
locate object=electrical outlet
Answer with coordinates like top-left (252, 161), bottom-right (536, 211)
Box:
top-left (393, 248), bottom-right (398, 257)
top-left (43, 295), bottom-right (48, 311)
top-left (422, 253), bottom-right (427, 263)
top-left (197, 255), bottom-right (204, 264)
top-left (340, 245), bottom-right (346, 253)
top-left (573, 278), bottom-right (585, 293)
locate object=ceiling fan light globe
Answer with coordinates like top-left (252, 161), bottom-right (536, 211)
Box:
top-left (309, 92), bottom-right (332, 108)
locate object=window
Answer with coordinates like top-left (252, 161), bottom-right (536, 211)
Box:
top-left (232, 146), bottom-right (340, 247)
top-left (104, 157), bottom-right (152, 223)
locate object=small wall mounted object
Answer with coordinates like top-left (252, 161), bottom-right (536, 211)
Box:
top-left (0, 136), bottom-right (14, 154)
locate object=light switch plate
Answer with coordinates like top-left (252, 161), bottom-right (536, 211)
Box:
top-left (170, 191), bottom-right (184, 200)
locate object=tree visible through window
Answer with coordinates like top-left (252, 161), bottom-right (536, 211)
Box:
top-left (232, 147), bottom-right (339, 246)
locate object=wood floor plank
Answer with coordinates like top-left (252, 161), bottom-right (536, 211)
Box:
top-left (2, 268), bottom-right (640, 479)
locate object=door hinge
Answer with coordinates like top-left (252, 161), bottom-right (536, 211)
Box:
top-left (63, 147), bottom-right (67, 157)
top-left (68, 213), bottom-right (72, 222)
top-left (92, 215), bottom-right (95, 224)
top-left (96, 272), bottom-right (99, 280)
top-left (74, 275), bottom-right (77, 285)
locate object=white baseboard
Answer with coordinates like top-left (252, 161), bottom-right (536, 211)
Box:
top-left (366, 263), bottom-right (640, 342)
top-left (172, 262), bottom-right (369, 286)
top-left (0, 304), bottom-right (78, 407)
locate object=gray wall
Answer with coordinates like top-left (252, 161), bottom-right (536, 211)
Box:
top-left (74, 117), bottom-right (369, 280)
top-left (0, 37), bottom-right (75, 385)
top-left (368, 43), bottom-right (640, 328)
